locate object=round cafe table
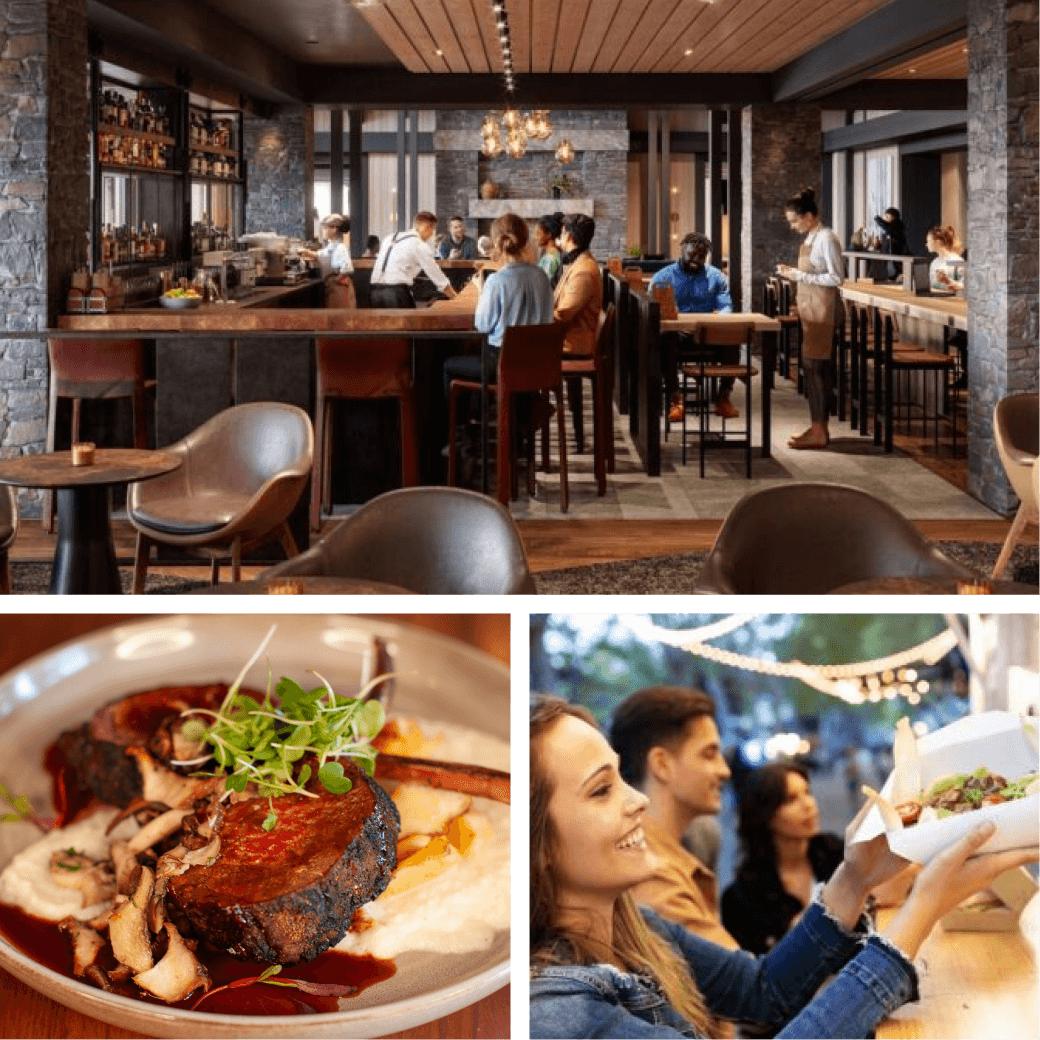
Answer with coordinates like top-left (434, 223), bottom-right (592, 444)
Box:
top-left (0, 448), bottom-right (181, 595)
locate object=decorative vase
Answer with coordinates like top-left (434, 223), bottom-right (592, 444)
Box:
top-left (551, 186), bottom-right (561, 200)
top-left (480, 180), bottom-right (499, 200)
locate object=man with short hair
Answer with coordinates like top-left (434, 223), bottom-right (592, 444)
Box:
top-left (437, 215), bottom-right (478, 260)
top-left (609, 685), bottom-right (739, 950)
top-left (650, 232), bottom-right (737, 422)
top-left (370, 211), bottom-right (457, 308)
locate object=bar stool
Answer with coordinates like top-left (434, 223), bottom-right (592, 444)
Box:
top-left (310, 337), bottom-right (419, 532)
top-left (560, 303), bottom-right (616, 496)
top-left (44, 338), bottom-right (150, 531)
top-left (448, 323), bottom-right (569, 512)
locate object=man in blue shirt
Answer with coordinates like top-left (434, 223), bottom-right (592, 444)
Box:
top-left (651, 232), bottom-right (738, 421)
top-left (437, 215), bottom-right (478, 260)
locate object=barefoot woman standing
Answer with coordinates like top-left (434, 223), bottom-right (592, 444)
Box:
top-left (776, 188), bottom-right (844, 450)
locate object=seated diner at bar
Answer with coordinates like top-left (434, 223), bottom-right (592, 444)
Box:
top-left (0, 0), bottom-right (1034, 595)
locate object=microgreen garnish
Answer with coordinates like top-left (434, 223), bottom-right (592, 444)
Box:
top-left (0, 780), bottom-right (54, 834)
top-left (175, 626), bottom-right (388, 831)
top-left (189, 963), bottom-right (357, 1010)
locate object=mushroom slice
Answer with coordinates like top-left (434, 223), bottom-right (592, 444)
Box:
top-left (126, 807), bottom-right (191, 857)
top-left (134, 922), bottom-right (211, 1003)
top-left (146, 876), bottom-right (168, 934)
top-left (58, 917), bottom-right (106, 977)
top-left (126, 746), bottom-right (221, 809)
top-left (49, 850), bottom-right (117, 908)
top-left (110, 838), bottom-right (142, 896)
top-left (84, 964), bottom-right (113, 992)
top-left (109, 866), bottom-right (155, 974)
top-left (155, 834), bottom-right (221, 880)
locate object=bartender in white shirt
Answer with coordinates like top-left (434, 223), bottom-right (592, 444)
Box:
top-left (370, 211), bottom-right (458, 308)
top-left (299, 214), bottom-right (352, 275)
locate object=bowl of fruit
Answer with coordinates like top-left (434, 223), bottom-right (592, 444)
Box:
top-left (160, 288), bottom-right (202, 309)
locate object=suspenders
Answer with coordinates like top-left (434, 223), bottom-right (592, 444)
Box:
top-left (379, 231), bottom-right (418, 280)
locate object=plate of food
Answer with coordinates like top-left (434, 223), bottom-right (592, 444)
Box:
top-left (160, 289), bottom-right (202, 309)
top-left (0, 615), bottom-right (510, 1039)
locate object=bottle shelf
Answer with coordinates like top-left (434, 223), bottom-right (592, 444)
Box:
top-left (98, 123), bottom-right (176, 147)
top-left (99, 161), bottom-right (182, 177)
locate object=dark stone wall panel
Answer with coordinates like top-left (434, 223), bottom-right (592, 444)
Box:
top-left (244, 106), bottom-right (310, 238)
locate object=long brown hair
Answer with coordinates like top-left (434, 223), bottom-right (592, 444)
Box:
top-left (490, 212), bottom-right (529, 258)
top-left (530, 695), bottom-right (717, 1037)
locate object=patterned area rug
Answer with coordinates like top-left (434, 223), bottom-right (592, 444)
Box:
top-left (532, 542), bottom-right (1039, 595)
top-left (10, 563), bottom-right (209, 595)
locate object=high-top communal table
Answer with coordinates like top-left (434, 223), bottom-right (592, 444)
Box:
top-left (626, 294), bottom-right (780, 476)
top-left (0, 448), bottom-right (180, 594)
top-left (839, 280), bottom-right (967, 332)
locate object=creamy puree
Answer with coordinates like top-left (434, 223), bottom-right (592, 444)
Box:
top-left (337, 717), bottom-right (510, 959)
top-left (0, 810), bottom-right (139, 921)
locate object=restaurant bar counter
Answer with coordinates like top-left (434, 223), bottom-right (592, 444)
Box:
top-left (56, 281), bottom-right (483, 513)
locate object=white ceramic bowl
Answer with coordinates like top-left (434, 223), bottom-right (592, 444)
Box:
top-left (160, 294), bottom-right (202, 309)
top-left (0, 615), bottom-right (510, 1039)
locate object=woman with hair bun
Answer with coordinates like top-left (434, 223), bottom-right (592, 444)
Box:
top-left (776, 188), bottom-right (845, 450)
top-left (925, 225), bottom-right (965, 291)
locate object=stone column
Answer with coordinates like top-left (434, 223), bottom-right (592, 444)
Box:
top-left (967, 0), bottom-right (1039, 513)
top-left (244, 106), bottom-right (311, 237)
top-left (0, 0), bottom-right (89, 514)
top-left (740, 104), bottom-right (823, 317)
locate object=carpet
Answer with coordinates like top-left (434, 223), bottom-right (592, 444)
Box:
top-left (10, 562), bottom-right (209, 595)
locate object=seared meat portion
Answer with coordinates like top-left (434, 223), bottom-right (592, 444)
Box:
top-left (58, 685), bottom-right (246, 808)
top-left (166, 762), bottom-right (399, 964)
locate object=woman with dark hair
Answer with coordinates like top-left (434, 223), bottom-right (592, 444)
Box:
top-left (553, 214), bottom-right (602, 357)
top-left (535, 214), bottom-right (564, 287)
top-left (776, 187), bottom-right (844, 450)
top-left (721, 763), bottom-right (843, 955)
top-left (529, 696), bottom-right (1035, 1040)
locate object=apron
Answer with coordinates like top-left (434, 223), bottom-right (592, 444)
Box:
top-left (796, 231), bottom-right (840, 360)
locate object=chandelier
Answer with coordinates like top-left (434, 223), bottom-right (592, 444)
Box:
top-left (480, 2), bottom-right (554, 159)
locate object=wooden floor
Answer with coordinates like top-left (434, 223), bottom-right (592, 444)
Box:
top-left (8, 513), bottom-right (1028, 581)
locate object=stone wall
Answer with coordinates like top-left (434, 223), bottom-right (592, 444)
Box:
top-left (244, 106), bottom-right (311, 237)
top-left (434, 110), bottom-right (628, 259)
top-left (0, 0), bottom-right (90, 515)
top-left (967, 0), bottom-right (1039, 513)
top-left (739, 104), bottom-right (823, 316)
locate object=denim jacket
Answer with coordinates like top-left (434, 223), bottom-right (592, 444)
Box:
top-left (530, 899), bottom-right (918, 1039)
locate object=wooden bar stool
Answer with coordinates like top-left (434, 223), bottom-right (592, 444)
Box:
top-left (310, 337), bottom-right (419, 532)
top-left (44, 338), bottom-right (150, 531)
top-left (448, 323), bottom-right (569, 512)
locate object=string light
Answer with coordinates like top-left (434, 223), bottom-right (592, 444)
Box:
top-left (646, 618), bottom-right (959, 705)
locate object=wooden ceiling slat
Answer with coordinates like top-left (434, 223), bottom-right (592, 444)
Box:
top-left (551, 0), bottom-right (592, 74)
top-left (699, 0), bottom-right (890, 74)
top-left (508, 0), bottom-right (531, 74)
top-left (635, 0), bottom-right (717, 73)
top-left (473, 0), bottom-right (507, 74)
top-left (569, 0), bottom-right (622, 73)
top-left (355, 2), bottom-right (432, 72)
top-left (591, 0), bottom-right (649, 73)
top-left (388, 0), bottom-right (452, 73)
top-left (876, 38), bottom-right (968, 79)
top-left (441, 0), bottom-right (491, 73)
top-left (421, 0), bottom-right (471, 73)
top-left (661, 0), bottom-right (769, 74)
top-left (611, 0), bottom-right (686, 74)
top-left (530, 0), bottom-right (560, 74)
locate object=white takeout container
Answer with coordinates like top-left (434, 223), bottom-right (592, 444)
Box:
top-left (853, 711), bottom-right (1039, 863)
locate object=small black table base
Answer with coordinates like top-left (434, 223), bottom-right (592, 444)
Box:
top-left (52, 486), bottom-right (122, 594)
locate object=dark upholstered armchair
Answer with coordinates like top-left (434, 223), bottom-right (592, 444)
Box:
top-left (0, 486), bottom-right (17, 595)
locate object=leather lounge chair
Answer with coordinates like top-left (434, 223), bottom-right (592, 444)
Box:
top-left (128, 402), bottom-right (313, 593)
top-left (261, 485), bottom-right (536, 594)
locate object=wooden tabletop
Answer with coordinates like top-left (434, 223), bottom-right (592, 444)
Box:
top-left (875, 895), bottom-right (1039, 1039)
top-left (840, 281), bottom-right (967, 331)
top-left (660, 311), bottom-right (781, 333)
top-left (0, 449), bottom-right (181, 490)
top-left (193, 577), bottom-right (414, 595)
top-left (830, 576), bottom-right (1038, 596)
top-left (0, 614), bottom-right (510, 1040)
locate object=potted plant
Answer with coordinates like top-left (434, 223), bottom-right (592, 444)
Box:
top-left (549, 173), bottom-right (575, 199)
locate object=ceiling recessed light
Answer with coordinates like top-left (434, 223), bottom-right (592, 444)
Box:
top-left (907, 67), bottom-right (917, 73)
top-left (435, 48), bottom-right (443, 56)
top-left (684, 48), bottom-right (693, 56)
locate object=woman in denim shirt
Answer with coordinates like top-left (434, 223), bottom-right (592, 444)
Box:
top-left (530, 697), bottom-right (1037, 1040)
